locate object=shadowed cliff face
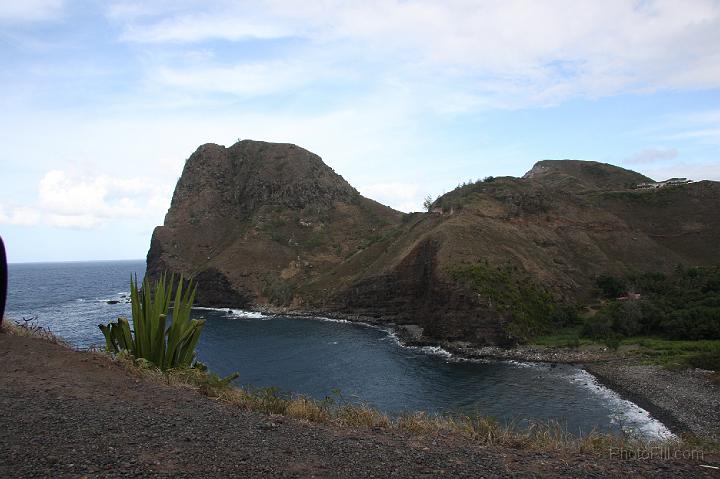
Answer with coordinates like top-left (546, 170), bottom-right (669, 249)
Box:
top-left (147, 140), bottom-right (720, 346)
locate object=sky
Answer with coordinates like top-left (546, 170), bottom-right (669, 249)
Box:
top-left (1, 0), bottom-right (719, 263)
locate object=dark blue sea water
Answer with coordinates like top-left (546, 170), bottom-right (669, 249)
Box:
top-left (5, 260), bottom-right (671, 439)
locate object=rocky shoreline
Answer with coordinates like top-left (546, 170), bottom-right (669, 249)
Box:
top-left (585, 363), bottom-right (720, 443)
top-left (255, 305), bottom-right (624, 363)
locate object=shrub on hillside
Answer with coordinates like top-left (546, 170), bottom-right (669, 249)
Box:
top-left (595, 275), bottom-right (627, 299)
top-left (449, 263), bottom-right (573, 342)
top-left (262, 275), bottom-right (295, 306)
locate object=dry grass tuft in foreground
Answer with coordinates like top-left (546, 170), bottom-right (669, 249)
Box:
top-left (1, 318), bottom-right (69, 346)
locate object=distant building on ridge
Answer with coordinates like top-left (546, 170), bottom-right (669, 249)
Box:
top-left (636, 177), bottom-right (692, 189)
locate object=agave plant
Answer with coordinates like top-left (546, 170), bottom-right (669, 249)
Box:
top-left (99, 273), bottom-right (205, 370)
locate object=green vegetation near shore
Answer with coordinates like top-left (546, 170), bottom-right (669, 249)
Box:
top-left (533, 328), bottom-right (720, 367)
top-left (586, 266), bottom-right (720, 341)
top-left (453, 262), bottom-right (719, 379)
top-left (576, 266), bottom-right (720, 373)
top-left (449, 262), bottom-right (578, 342)
top-left (530, 326), bottom-right (590, 348)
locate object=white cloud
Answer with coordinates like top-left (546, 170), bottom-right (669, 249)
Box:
top-left (0, 204), bottom-right (41, 226)
top-left (152, 61), bottom-right (314, 96)
top-left (625, 148), bottom-right (679, 165)
top-left (105, 1), bottom-right (178, 21)
top-left (270, 0), bottom-right (720, 88)
top-left (47, 214), bottom-right (101, 229)
top-left (358, 182), bottom-right (423, 212)
top-left (0, 0), bottom-right (63, 23)
top-left (639, 108), bottom-right (720, 146)
top-left (0, 170), bottom-right (172, 230)
top-left (667, 128), bottom-right (720, 144)
top-left (109, 0), bottom-right (720, 105)
top-left (120, 12), bottom-right (292, 43)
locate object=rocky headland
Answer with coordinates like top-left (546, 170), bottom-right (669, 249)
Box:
top-left (146, 140), bottom-right (720, 347)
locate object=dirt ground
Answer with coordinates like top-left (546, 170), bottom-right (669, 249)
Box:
top-left (1, 332), bottom-right (718, 478)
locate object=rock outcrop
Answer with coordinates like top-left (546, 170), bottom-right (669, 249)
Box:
top-left (147, 140), bottom-right (720, 346)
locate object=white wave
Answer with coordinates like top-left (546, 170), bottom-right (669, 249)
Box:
top-left (380, 330), bottom-right (454, 359)
top-left (95, 291), bottom-right (131, 303)
top-left (97, 297), bottom-right (130, 303)
top-left (194, 306), bottom-right (268, 319)
top-left (228, 309), bottom-right (266, 319)
top-left (314, 316), bottom-right (352, 324)
top-left (312, 315), bottom-right (389, 331)
top-left (504, 359), bottom-right (547, 370)
top-left (568, 369), bottom-right (675, 440)
top-left (384, 330), bottom-right (401, 343)
top-left (417, 345), bottom-right (453, 358)
top-left (459, 356), bottom-right (494, 365)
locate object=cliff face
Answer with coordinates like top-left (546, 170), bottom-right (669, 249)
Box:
top-left (146, 140), bottom-right (402, 307)
top-left (147, 141), bottom-right (720, 345)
